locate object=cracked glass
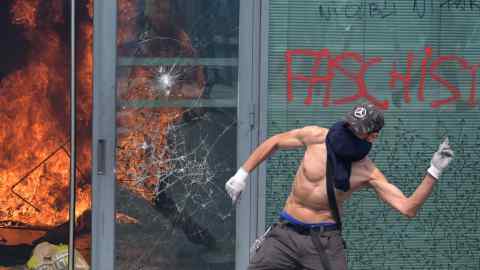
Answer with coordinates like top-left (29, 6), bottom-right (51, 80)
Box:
top-left (115, 0), bottom-right (239, 269)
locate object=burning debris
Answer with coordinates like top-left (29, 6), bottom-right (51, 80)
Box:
top-left (0, 0), bottom-right (93, 266)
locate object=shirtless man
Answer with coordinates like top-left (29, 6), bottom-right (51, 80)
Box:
top-left (225, 103), bottom-right (454, 270)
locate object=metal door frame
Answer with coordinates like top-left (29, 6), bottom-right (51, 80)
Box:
top-left (237, 0), bottom-right (264, 269)
top-left (92, 1), bottom-right (117, 269)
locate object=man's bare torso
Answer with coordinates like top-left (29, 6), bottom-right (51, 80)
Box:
top-left (283, 141), bottom-right (373, 223)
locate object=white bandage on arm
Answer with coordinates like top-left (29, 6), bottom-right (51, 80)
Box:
top-left (427, 165), bottom-right (441, 180)
top-left (427, 138), bottom-right (454, 180)
top-left (225, 167), bottom-right (249, 203)
top-left (234, 167), bottom-right (249, 182)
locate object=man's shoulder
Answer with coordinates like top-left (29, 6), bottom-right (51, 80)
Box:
top-left (351, 157), bottom-right (380, 184)
top-left (299, 125), bottom-right (328, 144)
top-left (352, 156), bottom-right (377, 170)
top-left (301, 125), bottom-right (328, 135)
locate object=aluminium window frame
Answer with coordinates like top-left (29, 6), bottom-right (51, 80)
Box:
top-left (92, 0), bottom-right (117, 269)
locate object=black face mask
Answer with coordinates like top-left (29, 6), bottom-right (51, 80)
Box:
top-left (325, 121), bottom-right (372, 191)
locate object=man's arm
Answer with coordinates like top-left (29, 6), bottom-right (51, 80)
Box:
top-left (242, 126), bottom-right (327, 172)
top-left (225, 126), bottom-right (327, 204)
top-left (368, 167), bottom-right (437, 218)
top-left (367, 138), bottom-right (454, 218)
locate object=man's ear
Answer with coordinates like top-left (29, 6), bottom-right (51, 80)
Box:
top-left (355, 132), bottom-right (369, 140)
top-left (366, 132), bottom-right (379, 142)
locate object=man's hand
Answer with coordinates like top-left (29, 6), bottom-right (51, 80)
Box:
top-left (427, 137), bottom-right (454, 179)
top-left (225, 168), bottom-right (249, 204)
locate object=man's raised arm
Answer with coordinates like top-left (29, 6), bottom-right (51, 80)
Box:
top-left (225, 126), bottom-right (327, 204)
top-left (368, 138), bottom-right (454, 218)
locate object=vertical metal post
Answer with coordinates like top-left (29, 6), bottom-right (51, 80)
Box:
top-left (92, 0), bottom-right (117, 269)
top-left (68, 0), bottom-right (77, 269)
top-left (257, 0), bottom-right (270, 244)
top-left (237, 0), bottom-right (260, 268)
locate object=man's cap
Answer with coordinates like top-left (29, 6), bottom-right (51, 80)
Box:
top-left (344, 103), bottom-right (384, 135)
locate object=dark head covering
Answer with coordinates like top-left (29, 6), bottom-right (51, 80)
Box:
top-left (344, 103), bottom-right (384, 136)
top-left (325, 121), bottom-right (372, 191)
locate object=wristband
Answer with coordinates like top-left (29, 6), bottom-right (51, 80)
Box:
top-left (234, 167), bottom-right (249, 182)
top-left (427, 165), bottom-right (441, 180)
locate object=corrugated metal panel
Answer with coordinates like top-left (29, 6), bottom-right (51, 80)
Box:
top-left (266, 0), bottom-right (480, 269)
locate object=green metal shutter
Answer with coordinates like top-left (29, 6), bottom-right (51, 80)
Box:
top-left (266, 1), bottom-right (480, 269)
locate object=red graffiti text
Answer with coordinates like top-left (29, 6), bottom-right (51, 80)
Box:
top-left (285, 47), bottom-right (478, 109)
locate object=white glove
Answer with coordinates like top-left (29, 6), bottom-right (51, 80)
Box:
top-left (225, 167), bottom-right (249, 204)
top-left (427, 137), bottom-right (454, 179)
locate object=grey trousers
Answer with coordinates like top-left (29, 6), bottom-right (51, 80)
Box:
top-left (248, 223), bottom-right (347, 270)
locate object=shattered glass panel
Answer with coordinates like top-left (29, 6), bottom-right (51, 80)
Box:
top-left (115, 0), bottom-right (239, 269)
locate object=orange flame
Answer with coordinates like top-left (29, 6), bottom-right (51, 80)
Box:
top-left (10, 0), bottom-right (39, 29)
top-left (0, 0), bottom-right (92, 228)
top-left (1, 0), bottom-right (202, 231)
top-left (115, 0), bottom-right (205, 202)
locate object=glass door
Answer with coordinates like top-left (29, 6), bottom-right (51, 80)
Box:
top-left (114, 1), bottom-right (239, 269)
